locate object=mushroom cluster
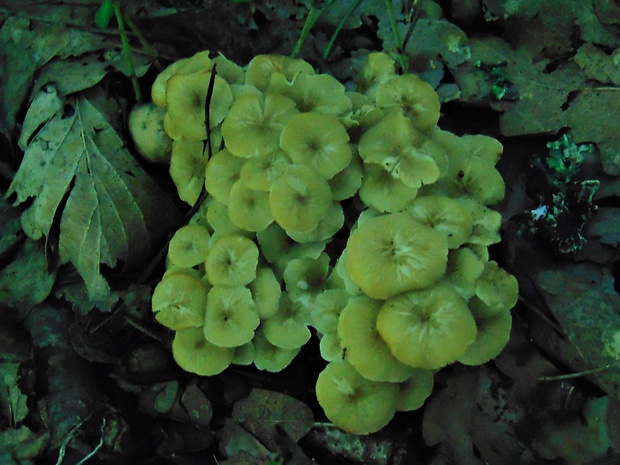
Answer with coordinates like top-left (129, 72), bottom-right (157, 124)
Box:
top-left (145, 51), bottom-right (518, 435)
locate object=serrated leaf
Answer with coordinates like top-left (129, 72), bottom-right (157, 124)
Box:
top-left (7, 91), bottom-right (182, 302)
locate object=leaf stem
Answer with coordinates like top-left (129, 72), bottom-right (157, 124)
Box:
top-left (112, 0), bottom-right (143, 102)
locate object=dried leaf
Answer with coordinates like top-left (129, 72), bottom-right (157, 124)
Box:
top-left (232, 388), bottom-right (313, 453)
top-left (8, 90), bottom-right (182, 302)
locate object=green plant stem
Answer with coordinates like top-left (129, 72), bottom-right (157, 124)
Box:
top-left (112, 0), bottom-right (143, 102)
top-left (322, 0), bottom-right (365, 60)
top-left (382, 0), bottom-right (408, 73)
top-left (402, 0), bottom-right (424, 52)
top-left (291, 0), bottom-right (338, 58)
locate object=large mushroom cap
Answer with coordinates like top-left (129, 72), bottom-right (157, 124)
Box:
top-left (204, 285), bottom-right (259, 348)
top-left (315, 359), bottom-right (399, 434)
top-left (345, 212), bottom-right (448, 299)
top-left (376, 282), bottom-right (477, 369)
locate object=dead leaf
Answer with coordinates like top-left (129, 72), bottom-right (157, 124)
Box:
top-left (7, 88), bottom-right (182, 302)
top-left (231, 388), bottom-right (314, 453)
top-left (536, 264), bottom-right (620, 401)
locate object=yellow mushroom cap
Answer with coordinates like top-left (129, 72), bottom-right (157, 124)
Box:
top-left (262, 294), bottom-right (311, 349)
top-left (269, 165), bottom-right (333, 234)
top-left (286, 73), bottom-right (352, 116)
top-left (167, 224), bottom-right (211, 268)
top-left (169, 138), bottom-right (208, 206)
top-left (405, 195), bottom-right (474, 249)
top-left (358, 163), bottom-right (419, 213)
top-left (172, 327), bottom-right (233, 376)
top-left (396, 369), bottom-right (434, 411)
top-left (204, 285), bottom-right (259, 347)
top-left (358, 112), bottom-right (440, 189)
top-left (205, 234), bottom-right (259, 286)
top-left (166, 71), bottom-right (233, 141)
top-left (151, 50), bottom-right (213, 107)
top-left (239, 149), bottom-right (292, 192)
top-left (474, 261), bottom-right (519, 314)
top-left (357, 52), bottom-right (397, 97)
top-left (375, 74), bottom-right (440, 131)
top-left (248, 266), bottom-right (282, 320)
top-left (280, 112), bottom-right (352, 179)
top-left (128, 103), bottom-right (172, 163)
top-left (204, 148), bottom-right (245, 205)
top-left (252, 326), bottom-right (301, 372)
top-left (457, 308), bottom-right (512, 366)
top-left (222, 92), bottom-right (298, 158)
top-left (461, 134), bottom-right (503, 165)
top-left (245, 54), bottom-right (314, 92)
top-left (315, 359), bottom-right (399, 434)
top-left (152, 273), bottom-right (208, 330)
top-left (311, 288), bottom-right (351, 334)
top-left (376, 282), bottom-right (477, 369)
top-left (338, 295), bottom-right (416, 382)
top-left (227, 179), bottom-right (274, 232)
top-left (345, 213), bottom-right (448, 299)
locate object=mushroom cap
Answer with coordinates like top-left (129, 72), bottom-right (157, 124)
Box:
top-left (457, 198), bottom-right (502, 246)
top-left (204, 198), bottom-right (250, 238)
top-left (358, 112), bottom-right (441, 189)
top-left (128, 103), bottom-right (172, 163)
top-left (315, 359), bottom-right (399, 434)
top-left (168, 224), bottom-right (211, 268)
top-left (375, 74), bottom-right (440, 131)
top-left (357, 52), bottom-right (397, 97)
top-left (262, 294), bottom-right (311, 349)
top-left (205, 234), bottom-right (259, 286)
top-left (172, 327), bottom-right (233, 376)
top-left (319, 332), bottom-right (342, 362)
top-left (239, 149), bottom-right (292, 192)
top-left (269, 164), bottom-right (333, 234)
top-left (457, 308), bottom-right (512, 366)
top-left (248, 267), bottom-right (282, 320)
top-left (279, 112), bottom-right (352, 179)
top-left (245, 54), bottom-right (314, 92)
top-left (222, 92), bottom-right (298, 158)
top-left (338, 295), bottom-right (416, 382)
top-left (445, 246), bottom-right (486, 299)
top-left (152, 272), bottom-right (208, 330)
top-left (345, 213), bottom-right (448, 299)
top-left (396, 369), bottom-right (434, 411)
top-left (151, 50), bottom-right (213, 107)
top-left (461, 134), bottom-right (503, 165)
top-left (405, 194), bottom-right (474, 249)
top-left (329, 150), bottom-right (364, 201)
top-left (283, 253), bottom-right (330, 305)
top-left (286, 73), bottom-right (352, 116)
top-left (212, 53), bottom-right (246, 85)
top-left (311, 288), bottom-right (351, 334)
top-left (169, 137), bottom-right (208, 206)
top-left (166, 71), bottom-right (233, 141)
top-left (227, 179), bottom-right (274, 232)
top-left (252, 326), bottom-right (301, 372)
top-left (376, 282), bottom-right (477, 369)
top-left (204, 148), bottom-right (245, 205)
top-left (204, 285), bottom-right (259, 347)
top-left (358, 163), bottom-right (419, 213)
top-left (473, 261), bottom-right (519, 315)
top-left (287, 201), bottom-right (344, 244)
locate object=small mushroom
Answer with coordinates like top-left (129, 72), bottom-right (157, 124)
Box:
top-left (279, 112), bottom-right (352, 179)
top-left (205, 234), bottom-right (259, 286)
top-left (204, 285), bottom-right (259, 347)
top-left (172, 327), bottom-right (233, 376)
top-left (315, 359), bottom-right (399, 434)
top-left (152, 273), bottom-right (208, 330)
